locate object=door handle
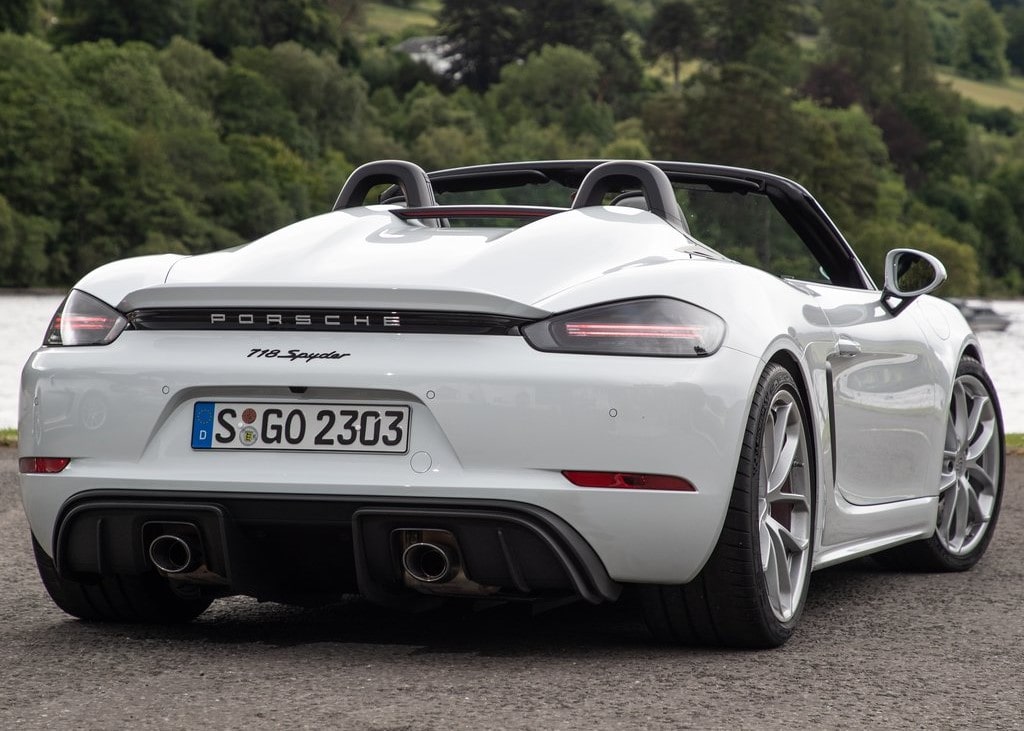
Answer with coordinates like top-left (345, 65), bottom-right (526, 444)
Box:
top-left (835, 335), bottom-right (862, 357)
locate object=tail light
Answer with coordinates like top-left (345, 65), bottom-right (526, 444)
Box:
top-left (44, 290), bottom-right (128, 346)
top-left (522, 298), bottom-right (725, 357)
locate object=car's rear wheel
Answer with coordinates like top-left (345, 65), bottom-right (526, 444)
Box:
top-left (32, 535), bottom-right (213, 623)
top-left (640, 363), bottom-right (814, 648)
top-left (875, 356), bottom-right (1004, 571)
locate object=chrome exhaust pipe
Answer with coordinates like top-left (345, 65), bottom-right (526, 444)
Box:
top-left (149, 534), bottom-right (198, 574)
top-left (402, 542), bottom-right (458, 584)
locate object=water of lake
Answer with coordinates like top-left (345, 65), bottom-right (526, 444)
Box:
top-left (2, 293), bottom-right (1023, 431)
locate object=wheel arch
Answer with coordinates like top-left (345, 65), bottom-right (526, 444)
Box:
top-left (960, 342), bottom-right (982, 365)
top-left (764, 349), bottom-right (818, 473)
top-left (766, 350), bottom-right (811, 417)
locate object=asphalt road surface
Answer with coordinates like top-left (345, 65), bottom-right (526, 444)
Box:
top-left (3, 447), bottom-right (1024, 730)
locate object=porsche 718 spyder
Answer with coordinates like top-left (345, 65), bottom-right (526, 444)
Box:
top-left (18, 159), bottom-right (1004, 648)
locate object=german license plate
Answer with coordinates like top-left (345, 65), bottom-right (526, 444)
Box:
top-left (191, 402), bottom-right (410, 453)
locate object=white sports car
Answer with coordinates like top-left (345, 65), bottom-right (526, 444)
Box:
top-left (19, 159), bottom-right (1004, 648)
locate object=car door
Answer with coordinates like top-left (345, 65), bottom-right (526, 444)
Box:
top-left (803, 283), bottom-right (947, 505)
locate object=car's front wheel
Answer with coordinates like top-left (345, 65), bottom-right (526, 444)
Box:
top-left (32, 535), bottom-right (213, 623)
top-left (876, 356), bottom-right (1004, 571)
top-left (640, 363), bottom-right (815, 648)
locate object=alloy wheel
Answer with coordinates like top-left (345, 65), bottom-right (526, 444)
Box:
top-left (757, 389), bottom-right (813, 622)
top-left (938, 374), bottom-right (1001, 556)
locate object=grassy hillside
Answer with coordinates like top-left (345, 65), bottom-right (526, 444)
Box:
top-left (937, 69), bottom-right (1024, 112)
top-left (361, 1), bottom-right (440, 37)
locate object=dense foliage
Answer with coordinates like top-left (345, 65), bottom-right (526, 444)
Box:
top-left (2, 0), bottom-right (1024, 295)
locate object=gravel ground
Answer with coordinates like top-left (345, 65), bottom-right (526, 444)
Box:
top-left (2, 447), bottom-right (1024, 730)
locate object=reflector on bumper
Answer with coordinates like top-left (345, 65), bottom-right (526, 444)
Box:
top-left (562, 470), bottom-right (695, 491)
top-left (19, 458), bottom-right (71, 474)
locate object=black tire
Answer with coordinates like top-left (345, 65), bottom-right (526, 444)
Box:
top-left (641, 363), bottom-right (816, 648)
top-left (874, 356), bottom-right (1004, 572)
top-left (32, 535), bottom-right (213, 623)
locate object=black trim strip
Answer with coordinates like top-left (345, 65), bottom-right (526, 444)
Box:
top-left (127, 308), bottom-right (532, 335)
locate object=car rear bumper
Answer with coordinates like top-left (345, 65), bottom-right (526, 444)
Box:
top-left (20, 330), bottom-right (761, 588)
top-left (51, 491), bottom-right (622, 605)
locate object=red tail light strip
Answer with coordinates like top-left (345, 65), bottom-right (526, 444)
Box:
top-left (562, 470), bottom-right (696, 491)
top-left (393, 205), bottom-right (563, 220)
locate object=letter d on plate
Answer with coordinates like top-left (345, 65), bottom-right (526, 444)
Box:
top-left (192, 402), bottom-right (215, 448)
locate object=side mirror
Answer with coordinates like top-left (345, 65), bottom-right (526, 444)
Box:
top-left (881, 248), bottom-right (947, 315)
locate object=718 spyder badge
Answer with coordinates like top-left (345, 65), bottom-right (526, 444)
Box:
top-left (246, 348), bottom-right (350, 362)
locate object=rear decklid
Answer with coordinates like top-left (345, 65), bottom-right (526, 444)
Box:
top-left (87, 204), bottom-right (700, 317)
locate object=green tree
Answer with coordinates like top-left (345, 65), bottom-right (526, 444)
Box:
top-left (1002, 5), bottom-right (1024, 72)
top-left (62, 40), bottom-right (208, 130)
top-left (232, 43), bottom-right (372, 158)
top-left (495, 121), bottom-right (578, 163)
top-left (643, 0), bottom-right (702, 89)
top-left (438, 0), bottom-right (521, 92)
top-left (1, 0), bottom-right (38, 33)
top-left (487, 45), bottom-right (615, 143)
top-left (157, 36), bottom-right (226, 111)
top-left (895, 0), bottom-right (935, 92)
top-left (401, 85), bottom-right (488, 169)
top-left (518, 0), bottom-right (643, 109)
top-left (0, 196), bottom-right (56, 287)
top-left (954, 0), bottom-right (1009, 80)
top-left (52, 0), bottom-right (197, 47)
top-left (517, 0), bottom-right (630, 58)
top-left (815, 0), bottom-right (934, 104)
top-left (0, 33), bottom-right (77, 217)
top-left (411, 126), bottom-right (488, 170)
top-left (197, 0), bottom-right (342, 57)
top-left (0, 32), bottom-right (252, 283)
top-left (973, 187), bottom-right (1024, 279)
top-left (884, 86), bottom-right (969, 186)
top-left (819, 0), bottom-right (898, 107)
top-left (790, 101), bottom-right (895, 231)
top-left (701, 0), bottom-right (798, 69)
top-left (643, 64), bottom-right (802, 173)
top-left (971, 162), bottom-right (1024, 280)
top-left (439, 0), bottom-right (642, 109)
top-left (401, 83), bottom-right (485, 143)
top-left (0, 195), bottom-right (15, 279)
top-left (214, 66), bottom-right (315, 156)
top-left (211, 134), bottom-right (318, 239)
top-left (601, 118), bottom-right (651, 159)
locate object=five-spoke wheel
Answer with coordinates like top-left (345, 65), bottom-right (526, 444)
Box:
top-left (758, 388), bottom-right (813, 623)
top-left (878, 356), bottom-right (1004, 571)
top-left (937, 371), bottom-right (1001, 555)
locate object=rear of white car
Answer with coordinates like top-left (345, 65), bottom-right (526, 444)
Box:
top-left (19, 159), bottom-right (1003, 649)
top-left (20, 275), bottom-right (760, 610)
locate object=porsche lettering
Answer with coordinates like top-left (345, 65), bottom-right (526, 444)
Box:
top-left (209, 313), bottom-right (401, 327)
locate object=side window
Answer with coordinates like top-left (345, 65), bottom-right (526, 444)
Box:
top-left (678, 187), bottom-right (831, 284)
